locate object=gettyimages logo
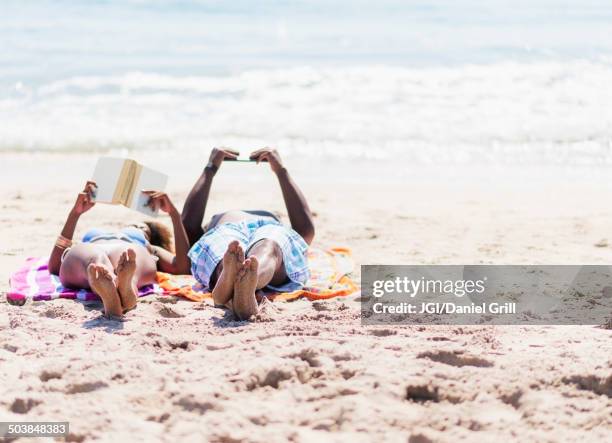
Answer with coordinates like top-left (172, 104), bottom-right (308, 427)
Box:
top-left (361, 265), bottom-right (612, 325)
top-left (372, 276), bottom-right (486, 298)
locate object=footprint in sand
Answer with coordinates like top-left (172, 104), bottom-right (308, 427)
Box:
top-left (417, 350), bottom-right (493, 368)
top-left (157, 305), bottom-right (185, 318)
top-left (562, 374), bottom-right (612, 397)
top-left (10, 398), bottom-right (42, 414)
top-left (65, 381), bottom-right (109, 394)
top-left (39, 369), bottom-right (63, 382)
top-left (368, 328), bottom-right (397, 337)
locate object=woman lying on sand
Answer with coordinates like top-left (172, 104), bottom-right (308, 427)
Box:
top-left (182, 147), bottom-right (315, 320)
top-left (49, 184), bottom-right (190, 317)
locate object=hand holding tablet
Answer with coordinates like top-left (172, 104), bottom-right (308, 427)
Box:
top-left (223, 155), bottom-right (268, 162)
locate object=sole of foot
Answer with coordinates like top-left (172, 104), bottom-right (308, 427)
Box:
top-left (116, 248), bottom-right (138, 312)
top-left (212, 240), bottom-right (244, 305)
top-left (232, 256), bottom-right (259, 320)
top-left (87, 263), bottom-right (123, 317)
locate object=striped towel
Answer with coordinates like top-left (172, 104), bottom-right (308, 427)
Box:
top-left (7, 257), bottom-right (160, 302)
top-left (157, 247), bottom-right (359, 302)
top-left (7, 248), bottom-right (357, 304)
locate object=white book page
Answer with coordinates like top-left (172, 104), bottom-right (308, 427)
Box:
top-left (91, 157), bottom-right (126, 203)
top-left (130, 165), bottom-right (168, 216)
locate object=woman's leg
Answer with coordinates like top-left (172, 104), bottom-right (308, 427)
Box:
top-left (247, 239), bottom-right (287, 289)
top-left (114, 249), bottom-right (138, 312)
top-left (107, 244), bottom-right (157, 312)
top-left (232, 239), bottom-right (287, 320)
top-left (59, 244), bottom-right (123, 317)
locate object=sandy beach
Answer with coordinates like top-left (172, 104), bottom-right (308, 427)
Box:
top-left (3, 0), bottom-right (612, 440)
top-left (0, 153), bottom-right (610, 442)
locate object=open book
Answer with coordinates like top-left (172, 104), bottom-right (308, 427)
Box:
top-left (91, 157), bottom-right (168, 216)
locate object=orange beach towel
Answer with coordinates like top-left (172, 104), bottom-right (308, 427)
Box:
top-left (156, 247), bottom-right (358, 302)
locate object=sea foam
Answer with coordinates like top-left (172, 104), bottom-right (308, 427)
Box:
top-left (1, 62), bottom-right (611, 165)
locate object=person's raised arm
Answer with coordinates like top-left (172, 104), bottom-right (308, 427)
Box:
top-left (144, 191), bottom-right (191, 274)
top-left (250, 148), bottom-right (315, 245)
top-left (181, 147), bottom-right (239, 246)
top-left (48, 181), bottom-right (97, 275)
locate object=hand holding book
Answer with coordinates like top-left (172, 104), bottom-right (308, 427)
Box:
top-left (141, 191), bottom-right (177, 215)
top-left (91, 158), bottom-right (168, 216)
top-left (71, 181), bottom-right (97, 216)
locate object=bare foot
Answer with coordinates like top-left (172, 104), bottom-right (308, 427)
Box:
top-left (232, 257), bottom-right (259, 320)
top-left (212, 240), bottom-right (244, 306)
top-left (87, 263), bottom-right (123, 317)
top-left (116, 248), bottom-right (138, 312)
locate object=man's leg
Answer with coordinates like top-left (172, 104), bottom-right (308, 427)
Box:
top-left (211, 240), bottom-right (244, 306)
top-left (247, 239), bottom-right (287, 289)
top-left (232, 239), bottom-right (287, 320)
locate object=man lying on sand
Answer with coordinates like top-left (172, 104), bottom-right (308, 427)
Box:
top-left (182, 147), bottom-right (315, 319)
top-left (49, 186), bottom-right (191, 317)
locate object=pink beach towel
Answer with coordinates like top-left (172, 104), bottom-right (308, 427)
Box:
top-left (7, 257), bottom-right (160, 303)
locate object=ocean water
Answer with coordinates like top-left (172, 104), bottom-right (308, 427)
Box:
top-left (2, 0), bottom-right (612, 165)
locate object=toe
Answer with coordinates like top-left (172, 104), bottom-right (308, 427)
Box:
top-left (249, 256), bottom-right (258, 271)
top-left (237, 246), bottom-right (245, 262)
top-left (118, 253), bottom-right (126, 270)
top-left (99, 266), bottom-right (114, 281)
top-left (224, 244), bottom-right (234, 259)
top-left (127, 248), bottom-right (136, 261)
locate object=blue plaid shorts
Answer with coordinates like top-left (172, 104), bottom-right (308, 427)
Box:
top-left (188, 219), bottom-right (310, 292)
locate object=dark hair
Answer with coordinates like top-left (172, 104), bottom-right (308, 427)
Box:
top-left (144, 221), bottom-right (174, 252)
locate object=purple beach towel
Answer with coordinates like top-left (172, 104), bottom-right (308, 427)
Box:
top-left (7, 257), bottom-right (160, 303)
